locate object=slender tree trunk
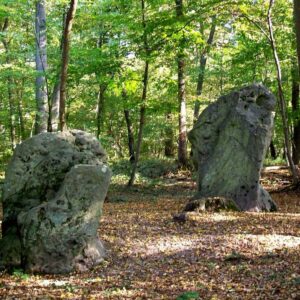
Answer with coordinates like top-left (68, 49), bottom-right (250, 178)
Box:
top-left (128, 0), bottom-right (149, 186)
top-left (17, 79), bottom-right (26, 141)
top-left (1, 18), bottom-right (15, 150)
top-left (177, 56), bottom-right (187, 167)
top-left (122, 88), bottom-right (135, 162)
top-left (294, 0), bottom-right (300, 71)
top-left (59, 0), bottom-right (78, 131)
top-left (128, 60), bottom-right (149, 186)
top-left (267, 0), bottom-right (300, 183)
top-left (293, 0), bottom-right (300, 164)
top-left (49, 12), bottom-right (65, 132)
top-left (7, 76), bottom-right (15, 151)
top-left (49, 80), bottom-right (60, 131)
top-left (175, 0), bottom-right (188, 168)
top-left (269, 140), bottom-right (277, 160)
top-left (194, 16), bottom-right (216, 123)
top-left (164, 112), bottom-right (174, 157)
top-left (96, 84), bottom-right (106, 139)
top-left (292, 63), bottom-right (300, 164)
top-left (35, 0), bottom-right (49, 134)
top-left (124, 109), bottom-right (135, 163)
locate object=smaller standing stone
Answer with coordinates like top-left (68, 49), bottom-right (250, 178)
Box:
top-left (188, 84), bottom-right (277, 212)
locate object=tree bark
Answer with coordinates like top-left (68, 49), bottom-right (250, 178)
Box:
top-left (128, 0), bottom-right (149, 187)
top-left (49, 11), bottom-right (65, 132)
top-left (124, 108), bottom-right (135, 163)
top-left (1, 18), bottom-right (16, 150)
top-left (35, 0), bottom-right (49, 134)
top-left (17, 79), bottom-right (26, 141)
top-left (7, 75), bottom-right (16, 151)
top-left (49, 80), bottom-right (60, 132)
top-left (164, 112), bottom-right (174, 157)
top-left (293, 0), bottom-right (300, 164)
top-left (128, 61), bottom-right (149, 186)
top-left (175, 0), bottom-right (188, 168)
top-left (292, 63), bottom-right (300, 164)
top-left (269, 140), bottom-right (277, 160)
top-left (194, 16), bottom-right (216, 123)
top-left (121, 85), bottom-right (136, 162)
top-left (96, 84), bottom-right (106, 139)
top-left (267, 0), bottom-right (300, 183)
top-left (294, 0), bottom-right (300, 71)
top-left (59, 0), bottom-right (78, 131)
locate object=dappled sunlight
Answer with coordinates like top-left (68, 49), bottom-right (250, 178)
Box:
top-left (123, 232), bottom-right (300, 259)
top-left (1, 170), bottom-right (300, 299)
top-left (207, 213), bottom-right (240, 222)
top-left (246, 234), bottom-right (300, 251)
top-left (38, 279), bottom-right (69, 287)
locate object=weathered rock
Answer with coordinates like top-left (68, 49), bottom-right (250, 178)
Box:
top-left (0, 130), bottom-right (111, 273)
top-left (188, 84), bottom-right (277, 212)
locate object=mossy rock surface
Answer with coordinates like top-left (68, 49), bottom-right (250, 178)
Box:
top-left (189, 84), bottom-right (277, 212)
top-left (1, 130), bottom-right (111, 274)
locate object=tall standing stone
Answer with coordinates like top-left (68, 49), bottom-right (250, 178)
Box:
top-left (189, 84), bottom-right (277, 212)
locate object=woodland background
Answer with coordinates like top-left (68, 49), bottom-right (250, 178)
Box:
top-left (0, 0), bottom-right (299, 181)
top-left (0, 1), bottom-right (300, 299)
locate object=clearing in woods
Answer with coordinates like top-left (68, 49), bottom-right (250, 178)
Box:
top-left (0, 168), bottom-right (299, 299)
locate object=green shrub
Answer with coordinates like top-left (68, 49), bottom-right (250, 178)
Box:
top-left (110, 158), bottom-right (177, 179)
top-left (176, 291), bottom-right (199, 300)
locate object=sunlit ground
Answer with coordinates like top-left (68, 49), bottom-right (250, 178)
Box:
top-left (0, 170), bottom-right (299, 299)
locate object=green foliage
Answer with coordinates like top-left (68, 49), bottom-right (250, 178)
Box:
top-left (292, 277), bottom-right (300, 286)
top-left (12, 269), bottom-right (30, 281)
top-left (176, 291), bottom-right (200, 300)
top-left (264, 157), bottom-right (286, 167)
top-left (224, 251), bottom-right (246, 262)
top-left (0, 0), bottom-right (297, 171)
top-left (138, 158), bottom-right (177, 178)
top-left (111, 158), bottom-right (178, 186)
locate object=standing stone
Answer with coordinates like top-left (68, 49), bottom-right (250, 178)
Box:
top-left (0, 130), bottom-right (111, 273)
top-left (189, 84), bottom-right (277, 212)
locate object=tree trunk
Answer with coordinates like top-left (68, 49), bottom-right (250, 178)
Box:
top-left (128, 0), bottom-right (149, 187)
top-left (194, 16), bottom-right (216, 123)
top-left (175, 0), bottom-right (188, 168)
top-left (49, 11), bottom-right (65, 132)
top-left (122, 88), bottom-right (135, 163)
top-left (267, 0), bottom-right (300, 183)
top-left (269, 140), bottom-right (277, 160)
top-left (35, 0), bottom-right (49, 134)
top-left (59, 0), bottom-right (78, 131)
top-left (7, 76), bottom-right (16, 151)
top-left (124, 109), bottom-right (135, 163)
top-left (293, 0), bottom-right (300, 164)
top-left (96, 85), bottom-right (106, 139)
top-left (128, 61), bottom-right (149, 186)
top-left (17, 80), bottom-right (26, 141)
top-left (49, 80), bottom-right (60, 132)
top-left (292, 63), bottom-right (300, 164)
top-left (164, 112), bottom-right (174, 157)
top-left (1, 19), bottom-right (16, 150)
top-left (294, 0), bottom-right (300, 71)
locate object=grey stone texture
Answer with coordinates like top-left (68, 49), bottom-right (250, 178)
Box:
top-left (0, 130), bottom-right (111, 273)
top-left (189, 84), bottom-right (277, 212)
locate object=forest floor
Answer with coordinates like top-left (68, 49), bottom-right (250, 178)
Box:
top-left (0, 167), bottom-right (300, 299)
